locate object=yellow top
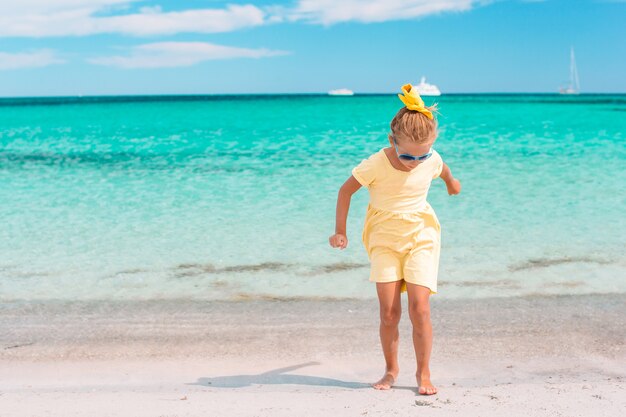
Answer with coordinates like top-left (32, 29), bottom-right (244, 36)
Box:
top-left (352, 148), bottom-right (443, 212)
top-left (352, 148), bottom-right (443, 293)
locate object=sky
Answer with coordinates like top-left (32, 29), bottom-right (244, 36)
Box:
top-left (0, 0), bottom-right (624, 96)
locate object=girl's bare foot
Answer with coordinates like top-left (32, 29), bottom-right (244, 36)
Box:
top-left (372, 370), bottom-right (398, 390)
top-left (417, 373), bottom-right (438, 395)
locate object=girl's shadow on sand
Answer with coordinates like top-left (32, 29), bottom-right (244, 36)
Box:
top-left (188, 361), bottom-right (413, 390)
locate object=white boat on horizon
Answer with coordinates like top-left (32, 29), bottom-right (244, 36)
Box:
top-left (414, 76), bottom-right (441, 96)
top-left (328, 88), bottom-right (354, 96)
top-left (559, 46), bottom-right (580, 95)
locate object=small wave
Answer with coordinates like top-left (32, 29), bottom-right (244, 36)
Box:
top-left (114, 268), bottom-right (151, 275)
top-left (230, 293), bottom-right (363, 302)
top-left (542, 281), bottom-right (585, 288)
top-left (296, 262), bottom-right (369, 276)
top-left (1, 268), bottom-right (52, 278)
top-left (172, 261), bottom-right (368, 278)
top-left (509, 256), bottom-right (613, 272)
top-left (174, 262), bottom-right (291, 277)
top-left (445, 279), bottom-right (521, 289)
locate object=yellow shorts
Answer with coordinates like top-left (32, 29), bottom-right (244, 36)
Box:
top-left (363, 204), bottom-right (441, 295)
top-left (368, 242), bottom-right (439, 295)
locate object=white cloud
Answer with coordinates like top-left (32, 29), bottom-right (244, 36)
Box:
top-left (87, 41), bottom-right (289, 68)
top-left (0, 1), bottom-right (494, 37)
top-left (0, 1), bottom-right (492, 71)
top-left (0, 1), bottom-right (266, 37)
top-left (287, 0), bottom-right (485, 25)
top-left (0, 50), bottom-right (65, 70)
top-left (0, 0), bottom-right (135, 15)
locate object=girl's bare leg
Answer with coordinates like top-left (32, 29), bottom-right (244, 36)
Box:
top-left (406, 282), bottom-right (438, 395)
top-left (372, 280), bottom-right (403, 390)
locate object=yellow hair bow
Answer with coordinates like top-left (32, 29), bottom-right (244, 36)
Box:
top-left (397, 83), bottom-right (434, 120)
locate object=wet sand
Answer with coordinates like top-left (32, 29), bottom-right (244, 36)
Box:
top-left (1, 293), bottom-right (625, 416)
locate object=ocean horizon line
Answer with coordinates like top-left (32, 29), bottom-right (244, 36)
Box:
top-left (0, 92), bottom-right (625, 107)
top-left (1, 91), bottom-right (625, 99)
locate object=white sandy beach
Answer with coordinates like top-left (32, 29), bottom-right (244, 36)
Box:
top-left (1, 294), bottom-right (625, 416)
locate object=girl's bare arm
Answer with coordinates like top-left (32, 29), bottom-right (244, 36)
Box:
top-left (439, 162), bottom-right (462, 195)
top-left (329, 175), bottom-right (362, 249)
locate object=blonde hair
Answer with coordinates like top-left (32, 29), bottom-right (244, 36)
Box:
top-left (390, 103), bottom-right (439, 144)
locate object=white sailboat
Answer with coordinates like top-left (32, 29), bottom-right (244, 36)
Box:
top-left (414, 76), bottom-right (441, 96)
top-left (559, 46), bottom-right (580, 95)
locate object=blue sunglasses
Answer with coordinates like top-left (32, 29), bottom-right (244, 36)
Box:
top-left (393, 138), bottom-right (433, 161)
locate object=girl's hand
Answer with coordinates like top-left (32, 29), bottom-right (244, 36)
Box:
top-left (329, 233), bottom-right (348, 249)
top-left (446, 178), bottom-right (462, 195)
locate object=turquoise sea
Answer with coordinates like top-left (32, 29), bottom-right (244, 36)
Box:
top-left (1, 94), bottom-right (624, 302)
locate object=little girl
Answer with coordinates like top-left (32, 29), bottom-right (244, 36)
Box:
top-left (329, 84), bottom-right (461, 395)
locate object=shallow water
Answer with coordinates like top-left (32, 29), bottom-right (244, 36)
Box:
top-left (1, 94), bottom-right (624, 301)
